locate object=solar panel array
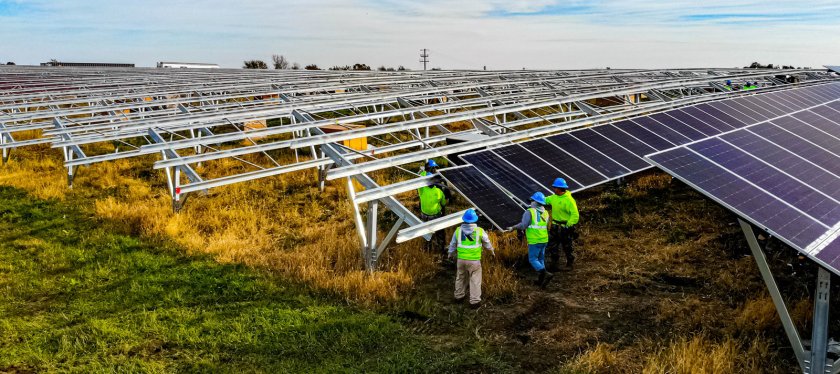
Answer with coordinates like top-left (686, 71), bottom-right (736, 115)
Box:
top-left (437, 165), bottom-right (524, 229)
top-left (454, 82), bottom-right (840, 230)
top-left (647, 87), bottom-right (840, 276)
top-left (827, 65), bottom-right (840, 74)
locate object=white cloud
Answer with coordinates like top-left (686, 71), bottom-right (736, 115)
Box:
top-left (0, 0), bottom-right (838, 69)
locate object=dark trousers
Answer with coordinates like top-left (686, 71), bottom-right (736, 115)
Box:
top-left (547, 224), bottom-right (575, 270)
top-left (421, 212), bottom-right (446, 256)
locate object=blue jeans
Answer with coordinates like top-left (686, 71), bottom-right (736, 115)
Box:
top-left (528, 243), bottom-right (547, 272)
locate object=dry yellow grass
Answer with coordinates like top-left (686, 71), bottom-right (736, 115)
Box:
top-left (0, 146), bottom-right (520, 305)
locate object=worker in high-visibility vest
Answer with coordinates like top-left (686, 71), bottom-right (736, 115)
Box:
top-left (418, 159), bottom-right (450, 256)
top-left (545, 178), bottom-right (580, 271)
top-left (447, 209), bottom-right (495, 308)
top-left (507, 192), bottom-right (553, 288)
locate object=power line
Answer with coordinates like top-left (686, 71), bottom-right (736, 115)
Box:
top-left (419, 49), bottom-right (429, 71)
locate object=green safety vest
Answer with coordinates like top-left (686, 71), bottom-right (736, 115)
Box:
top-left (418, 170), bottom-right (446, 215)
top-left (525, 208), bottom-right (549, 244)
top-left (455, 227), bottom-right (485, 261)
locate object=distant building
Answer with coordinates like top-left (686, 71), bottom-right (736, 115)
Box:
top-left (157, 62), bottom-right (220, 69)
top-left (40, 61), bottom-right (135, 68)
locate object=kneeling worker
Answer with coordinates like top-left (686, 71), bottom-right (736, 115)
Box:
top-left (507, 192), bottom-right (553, 288)
top-left (448, 209), bottom-right (495, 308)
top-left (545, 178), bottom-right (579, 271)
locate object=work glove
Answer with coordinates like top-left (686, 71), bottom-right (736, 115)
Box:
top-left (505, 226), bottom-right (515, 232)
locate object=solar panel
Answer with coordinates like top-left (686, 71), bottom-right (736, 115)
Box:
top-left (523, 139), bottom-right (605, 188)
top-left (826, 65), bottom-right (840, 74)
top-left (646, 96), bottom-right (840, 276)
top-left (459, 150), bottom-right (547, 201)
top-left (491, 144), bottom-right (574, 190)
top-left (614, 120), bottom-right (675, 150)
top-left (694, 103), bottom-right (750, 128)
top-left (770, 117), bottom-right (840, 156)
top-left (546, 133), bottom-right (630, 178)
top-left (687, 138), bottom-right (840, 226)
top-left (679, 106), bottom-right (737, 132)
top-left (720, 130), bottom-right (840, 201)
top-left (438, 165), bottom-right (524, 230)
top-left (662, 110), bottom-right (721, 137)
top-left (569, 128), bottom-right (650, 171)
top-left (592, 122), bottom-right (658, 157)
top-left (711, 101), bottom-right (763, 125)
top-left (629, 117), bottom-right (692, 145)
top-left (648, 147), bottom-right (827, 249)
top-left (649, 113), bottom-right (708, 141)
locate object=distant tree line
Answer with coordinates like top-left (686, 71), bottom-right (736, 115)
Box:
top-left (745, 62), bottom-right (810, 69)
top-left (244, 54), bottom-right (408, 71)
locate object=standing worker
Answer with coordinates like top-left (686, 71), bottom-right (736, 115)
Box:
top-left (545, 178), bottom-right (580, 271)
top-left (448, 209), bottom-right (495, 308)
top-left (507, 192), bottom-right (553, 288)
top-left (418, 159), bottom-right (450, 255)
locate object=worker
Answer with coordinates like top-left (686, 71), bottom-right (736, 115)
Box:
top-left (418, 159), bottom-right (450, 255)
top-left (545, 178), bottom-right (580, 271)
top-left (724, 80), bottom-right (733, 91)
top-left (448, 209), bottom-right (495, 308)
top-left (507, 192), bottom-right (553, 288)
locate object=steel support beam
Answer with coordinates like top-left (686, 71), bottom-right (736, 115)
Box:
top-left (808, 267), bottom-right (832, 374)
top-left (739, 219), bottom-right (808, 371)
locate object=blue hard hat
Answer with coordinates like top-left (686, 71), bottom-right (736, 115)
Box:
top-left (530, 192), bottom-right (547, 205)
top-left (462, 208), bottom-right (479, 223)
top-left (552, 177), bottom-right (569, 189)
top-left (426, 159), bottom-right (438, 168)
top-left (726, 80), bottom-right (732, 85)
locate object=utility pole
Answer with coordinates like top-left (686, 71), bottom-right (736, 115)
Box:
top-left (419, 49), bottom-right (429, 71)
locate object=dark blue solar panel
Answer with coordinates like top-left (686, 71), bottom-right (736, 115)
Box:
top-left (801, 85), bottom-right (834, 102)
top-left (569, 128), bottom-right (651, 171)
top-left (811, 104), bottom-right (840, 122)
top-left (828, 101), bottom-right (840, 113)
top-left (721, 130), bottom-right (840, 201)
top-left (748, 122), bottom-right (840, 177)
top-left (783, 89), bottom-right (821, 106)
top-left (743, 95), bottom-right (789, 116)
top-left (648, 147), bottom-right (826, 248)
top-left (592, 122), bottom-right (658, 157)
top-left (689, 138), bottom-right (840, 226)
top-left (729, 98), bottom-right (774, 120)
top-left (791, 109), bottom-right (840, 135)
top-left (546, 134), bottom-right (630, 178)
top-left (650, 113), bottom-right (708, 140)
top-left (695, 103), bottom-right (749, 128)
top-left (680, 106), bottom-right (737, 132)
top-left (460, 151), bottom-right (549, 200)
top-left (524, 138), bottom-right (607, 187)
top-left (614, 120), bottom-right (675, 150)
top-left (770, 117), bottom-right (840, 156)
top-left (816, 238), bottom-right (840, 270)
top-left (630, 117), bottom-right (692, 145)
top-left (712, 101), bottom-right (764, 124)
top-left (663, 110), bottom-right (721, 137)
top-left (771, 90), bottom-right (811, 109)
top-left (750, 93), bottom-right (798, 114)
top-left (439, 165), bottom-right (524, 229)
top-left (491, 144), bottom-right (562, 190)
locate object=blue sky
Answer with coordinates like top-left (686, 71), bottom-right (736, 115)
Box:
top-left (0, 0), bottom-right (838, 69)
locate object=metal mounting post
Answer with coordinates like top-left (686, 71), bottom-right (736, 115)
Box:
top-left (808, 267), bottom-right (832, 374)
top-left (739, 219), bottom-right (808, 371)
top-left (365, 201), bottom-right (378, 270)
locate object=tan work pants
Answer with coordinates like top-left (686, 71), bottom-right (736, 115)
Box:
top-left (454, 259), bottom-right (482, 304)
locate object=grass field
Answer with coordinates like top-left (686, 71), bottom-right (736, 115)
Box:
top-left (0, 186), bottom-right (509, 372)
top-left (1, 142), bottom-right (836, 372)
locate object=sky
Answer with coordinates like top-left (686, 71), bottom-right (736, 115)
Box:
top-left (1, 0), bottom-right (839, 70)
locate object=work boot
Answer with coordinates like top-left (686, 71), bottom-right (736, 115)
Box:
top-left (536, 270), bottom-right (546, 286)
top-left (453, 297), bottom-right (465, 304)
top-left (469, 302), bottom-right (481, 310)
top-left (541, 271), bottom-right (554, 288)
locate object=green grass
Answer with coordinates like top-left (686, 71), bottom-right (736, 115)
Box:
top-left (0, 186), bottom-right (507, 373)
